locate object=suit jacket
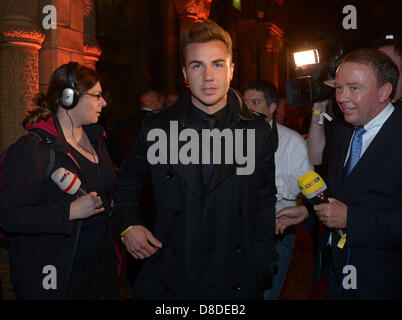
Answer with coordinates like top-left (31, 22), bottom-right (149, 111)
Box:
top-left (112, 89), bottom-right (277, 299)
top-left (314, 105), bottom-right (402, 299)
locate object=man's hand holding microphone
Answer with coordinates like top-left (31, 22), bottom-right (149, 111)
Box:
top-left (276, 171), bottom-right (348, 236)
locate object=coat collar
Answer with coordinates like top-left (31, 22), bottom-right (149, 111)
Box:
top-left (24, 114), bottom-right (106, 154)
top-left (160, 88), bottom-right (255, 199)
top-left (174, 87), bottom-right (255, 130)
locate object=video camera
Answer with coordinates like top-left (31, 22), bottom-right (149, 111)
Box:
top-left (286, 49), bottom-right (344, 106)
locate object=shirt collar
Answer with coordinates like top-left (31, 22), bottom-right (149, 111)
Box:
top-left (362, 102), bottom-right (394, 132)
top-left (189, 103), bottom-right (229, 127)
top-left (140, 107), bottom-right (154, 112)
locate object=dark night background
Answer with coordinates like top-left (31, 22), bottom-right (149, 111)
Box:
top-left (94, 0), bottom-right (401, 132)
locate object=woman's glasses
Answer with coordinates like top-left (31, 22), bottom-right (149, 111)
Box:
top-left (82, 92), bottom-right (103, 101)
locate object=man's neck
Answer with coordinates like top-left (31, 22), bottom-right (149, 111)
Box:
top-left (191, 96), bottom-right (227, 114)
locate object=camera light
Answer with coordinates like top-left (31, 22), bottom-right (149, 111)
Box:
top-left (385, 34), bottom-right (394, 40)
top-left (293, 49), bottom-right (320, 67)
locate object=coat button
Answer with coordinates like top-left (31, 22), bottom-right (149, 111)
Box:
top-left (173, 209), bottom-right (181, 216)
top-left (165, 170), bottom-right (174, 179)
top-left (232, 283), bottom-right (241, 293)
top-left (233, 245), bottom-right (241, 255)
top-left (237, 206), bottom-right (242, 215)
top-left (171, 247), bottom-right (177, 255)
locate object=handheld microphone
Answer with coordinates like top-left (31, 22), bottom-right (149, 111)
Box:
top-left (297, 171), bottom-right (345, 238)
top-left (51, 168), bottom-right (87, 196)
top-left (297, 171), bottom-right (328, 205)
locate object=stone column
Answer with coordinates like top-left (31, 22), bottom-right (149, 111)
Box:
top-left (39, 0), bottom-right (85, 92)
top-left (173, 0), bottom-right (213, 83)
top-left (83, 0), bottom-right (101, 70)
top-left (174, 0), bottom-right (213, 31)
top-left (0, 0), bottom-right (44, 300)
top-left (0, 0), bottom-right (45, 152)
top-left (258, 22), bottom-right (283, 88)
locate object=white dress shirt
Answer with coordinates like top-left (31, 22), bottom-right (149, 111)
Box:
top-left (344, 102), bottom-right (395, 165)
top-left (270, 121), bottom-right (313, 212)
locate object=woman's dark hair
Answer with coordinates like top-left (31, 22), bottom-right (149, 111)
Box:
top-left (26, 63), bottom-right (101, 124)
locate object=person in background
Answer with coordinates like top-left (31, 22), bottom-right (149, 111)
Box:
top-left (166, 92), bottom-right (179, 107)
top-left (108, 89), bottom-right (165, 167)
top-left (244, 81), bottom-right (313, 299)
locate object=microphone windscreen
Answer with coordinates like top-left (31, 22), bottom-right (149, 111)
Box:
top-left (297, 171), bottom-right (327, 200)
top-left (51, 167), bottom-right (82, 195)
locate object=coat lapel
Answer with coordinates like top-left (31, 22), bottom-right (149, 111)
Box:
top-left (159, 88), bottom-right (256, 199)
top-left (338, 108), bottom-right (401, 195)
top-left (345, 110), bottom-right (400, 191)
top-left (166, 117), bottom-right (204, 200)
top-left (332, 124), bottom-right (354, 195)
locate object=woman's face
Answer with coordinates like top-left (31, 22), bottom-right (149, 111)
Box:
top-left (72, 81), bottom-right (106, 125)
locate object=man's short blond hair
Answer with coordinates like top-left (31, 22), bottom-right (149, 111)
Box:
top-left (180, 19), bottom-right (233, 61)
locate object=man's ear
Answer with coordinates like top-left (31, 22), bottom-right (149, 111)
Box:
top-left (378, 82), bottom-right (393, 103)
top-left (269, 102), bottom-right (277, 116)
top-left (230, 62), bottom-right (234, 81)
top-left (182, 66), bottom-right (187, 83)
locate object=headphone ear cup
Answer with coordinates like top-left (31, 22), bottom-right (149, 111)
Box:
top-left (59, 87), bottom-right (79, 110)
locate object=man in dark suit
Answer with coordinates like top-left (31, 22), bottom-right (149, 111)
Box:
top-left (112, 20), bottom-right (277, 299)
top-left (375, 36), bottom-right (402, 108)
top-left (276, 48), bottom-right (402, 299)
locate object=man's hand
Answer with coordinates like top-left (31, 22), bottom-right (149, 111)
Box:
top-left (276, 205), bottom-right (309, 235)
top-left (123, 225), bottom-right (162, 259)
top-left (312, 100), bottom-right (329, 113)
top-left (314, 197), bottom-right (347, 229)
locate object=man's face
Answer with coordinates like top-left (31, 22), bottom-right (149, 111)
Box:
top-left (379, 45), bottom-right (402, 99)
top-left (335, 62), bottom-right (388, 126)
top-left (243, 89), bottom-right (274, 121)
top-left (166, 94), bottom-right (178, 107)
top-left (182, 40), bottom-right (234, 113)
top-left (142, 91), bottom-right (164, 110)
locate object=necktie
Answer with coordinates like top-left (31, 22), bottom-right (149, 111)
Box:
top-left (343, 125), bottom-right (366, 178)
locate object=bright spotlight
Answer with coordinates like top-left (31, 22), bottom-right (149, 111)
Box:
top-left (293, 49), bottom-right (320, 67)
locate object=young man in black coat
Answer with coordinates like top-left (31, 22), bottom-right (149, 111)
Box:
top-left (112, 20), bottom-right (277, 300)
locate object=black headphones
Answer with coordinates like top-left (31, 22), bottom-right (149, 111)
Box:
top-left (58, 62), bottom-right (80, 110)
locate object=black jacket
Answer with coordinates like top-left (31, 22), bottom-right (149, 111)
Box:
top-left (0, 115), bottom-right (116, 299)
top-left (112, 89), bottom-right (277, 299)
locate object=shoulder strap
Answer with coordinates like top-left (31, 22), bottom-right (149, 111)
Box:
top-left (27, 131), bottom-right (55, 179)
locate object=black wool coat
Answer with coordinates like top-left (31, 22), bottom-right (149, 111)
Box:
top-left (112, 89), bottom-right (277, 300)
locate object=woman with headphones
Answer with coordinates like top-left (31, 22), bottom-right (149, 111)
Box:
top-left (0, 62), bottom-right (121, 299)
